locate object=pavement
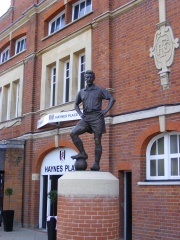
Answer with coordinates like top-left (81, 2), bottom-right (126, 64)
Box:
top-left (0, 225), bottom-right (48, 240)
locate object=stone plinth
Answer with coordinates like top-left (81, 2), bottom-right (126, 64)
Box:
top-left (57, 171), bottom-right (119, 240)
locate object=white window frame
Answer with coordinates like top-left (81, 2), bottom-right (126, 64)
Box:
top-left (6, 85), bottom-right (11, 120)
top-left (0, 88), bottom-right (2, 119)
top-left (1, 46), bottom-right (10, 63)
top-left (78, 54), bottom-right (86, 90)
top-left (146, 132), bottom-right (180, 180)
top-left (48, 11), bottom-right (65, 35)
top-left (72, 0), bottom-right (92, 21)
top-left (63, 60), bottom-right (70, 103)
top-left (15, 36), bottom-right (26, 55)
top-left (50, 67), bottom-right (56, 107)
top-left (15, 82), bottom-right (20, 117)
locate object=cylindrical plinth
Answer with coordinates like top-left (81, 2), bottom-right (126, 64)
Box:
top-left (57, 171), bottom-right (119, 240)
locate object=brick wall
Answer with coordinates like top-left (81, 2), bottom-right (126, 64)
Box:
top-left (0, 0), bottom-right (180, 238)
top-left (3, 147), bottom-right (24, 225)
top-left (133, 185), bottom-right (180, 239)
top-left (57, 195), bottom-right (119, 240)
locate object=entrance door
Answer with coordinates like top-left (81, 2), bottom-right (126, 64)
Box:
top-left (0, 172), bottom-right (4, 226)
top-left (124, 171), bottom-right (132, 240)
top-left (40, 174), bottom-right (61, 229)
top-left (39, 147), bottom-right (78, 229)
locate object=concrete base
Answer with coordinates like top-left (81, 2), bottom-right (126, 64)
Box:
top-left (57, 171), bottom-right (119, 240)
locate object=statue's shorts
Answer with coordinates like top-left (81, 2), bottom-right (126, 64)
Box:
top-left (74, 113), bottom-right (106, 135)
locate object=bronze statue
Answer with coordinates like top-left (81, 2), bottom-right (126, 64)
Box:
top-left (70, 70), bottom-right (115, 171)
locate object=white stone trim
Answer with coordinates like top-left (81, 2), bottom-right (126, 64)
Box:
top-left (159, 115), bottom-right (166, 132)
top-left (32, 173), bottom-right (40, 181)
top-left (11, 104), bottom-right (180, 141)
top-left (113, 105), bottom-right (180, 125)
top-left (138, 181), bottom-right (180, 186)
top-left (58, 171), bottom-right (119, 196)
top-left (158, 0), bottom-right (166, 23)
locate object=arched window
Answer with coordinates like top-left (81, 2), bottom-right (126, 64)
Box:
top-left (146, 132), bottom-right (180, 180)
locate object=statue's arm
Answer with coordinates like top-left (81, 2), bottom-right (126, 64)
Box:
top-left (74, 92), bottom-right (83, 118)
top-left (102, 95), bottom-right (116, 115)
top-left (74, 103), bottom-right (83, 118)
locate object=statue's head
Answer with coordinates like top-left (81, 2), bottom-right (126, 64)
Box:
top-left (84, 70), bottom-right (95, 80)
top-left (84, 70), bottom-right (95, 87)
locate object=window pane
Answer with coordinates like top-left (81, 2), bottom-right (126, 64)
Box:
top-left (5, 50), bottom-right (9, 60)
top-left (53, 67), bottom-right (56, 77)
top-left (86, 0), bottom-right (91, 13)
top-left (20, 41), bottom-right (24, 51)
top-left (51, 67), bottom-right (56, 106)
top-left (158, 137), bottom-right (164, 154)
top-left (1, 49), bottom-right (9, 63)
top-left (79, 2), bottom-right (85, 17)
top-left (81, 55), bottom-right (85, 71)
top-left (66, 69), bottom-right (69, 78)
top-left (80, 72), bottom-right (85, 89)
top-left (150, 160), bottom-right (156, 176)
top-left (61, 14), bottom-right (65, 27)
top-left (74, 5), bottom-right (79, 20)
top-left (16, 38), bottom-right (26, 54)
top-left (20, 39), bottom-right (25, 51)
top-left (65, 62), bottom-right (70, 103)
top-left (171, 158), bottom-right (178, 176)
top-left (81, 63), bottom-right (85, 72)
top-left (50, 22), bottom-right (55, 33)
top-left (16, 82), bottom-right (20, 117)
top-left (52, 85), bottom-right (55, 106)
top-left (81, 55), bottom-right (85, 63)
top-left (158, 159), bottom-right (164, 176)
top-left (2, 49), bottom-right (10, 63)
top-left (56, 17), bottom-right (60, 30)
top-left (17, 42), bottom-right (20, 53)
top-left (66, 62), bottom-right (69, 70)
top-left (170, 135), bottom-right (178, 153)
top-left (66, 78), bottom-right (69, 102)
top-left (24, 39), bottom-right (26, 49)
top-left (2, 54), bottom-right (5, 62)
top-left (150, 142), bottom-right (156, 155)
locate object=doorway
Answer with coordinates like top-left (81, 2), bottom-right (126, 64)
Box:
top-left (124, 171), bottom-right (132, 240)
top-left (0, 172), bottom-right (4, 226)
top-left (39, 147), bottom-right (78, 229)
top-left (40, 174), bottom-right (61, 229)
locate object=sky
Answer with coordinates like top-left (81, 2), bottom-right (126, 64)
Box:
top-left (0, 0), bottom-right (11, 17)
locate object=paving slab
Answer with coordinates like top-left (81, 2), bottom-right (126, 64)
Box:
top-left (0, 226), bottom-right (48, 240)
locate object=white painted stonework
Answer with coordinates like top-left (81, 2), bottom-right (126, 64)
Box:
top-left (58, 171), bottom-right (119, 196)
top-left (150, 26), bottom-right (179, 71)
top-left (149, 0), bottom-right (179, 89)
top-left (150, 25), bottom-right (179, 89)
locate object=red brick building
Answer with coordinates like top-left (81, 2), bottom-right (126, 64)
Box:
top-left (0, 0), bottom-right (180, 239)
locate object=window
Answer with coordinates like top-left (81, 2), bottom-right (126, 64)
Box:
top-left (40, 29), bottom-right (92, 111)
top-left (0, 66), bottom-right (23, 124)
top-left (1, 47), bottom-right (10, 63)
top-left (146, 133), bottom-right (180, 180)
top-left (10, 81), bottom-right (20, 119)
top-left (1, 84), bottom-right (11, 121)
top-left (0, 88), bottom-right (1, 111)
top-left (15, 82), bottom-right (20, 117)
top-left (79, 54), bottom-right (86, 90)
top-left (72, 0), bottom-right (92, 21)
top-left (50, 67), bottom-right (56, 106)
top-left (64, 61), bottom-right (70, 103)
top-left (49, 11), bottom-right (65, 35)
top-left (15, 37), bottom-right (26, 54)
top-left (13, 81), bottom-right (20, 118)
